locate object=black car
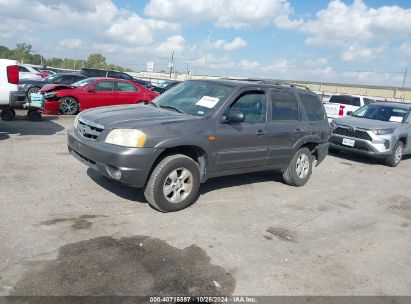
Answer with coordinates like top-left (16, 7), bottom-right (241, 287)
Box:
top-left (132, 78), bottom-right (157, 90)
top-left (152, 80), bottom-right (181, 94)
top-left (68, 79), bottom-right (330, 212)
top-left (79, 68), bottom-right (134, 81)
top-left (18, 73), bottom-right (87, 99)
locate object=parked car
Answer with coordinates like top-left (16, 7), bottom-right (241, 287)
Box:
top-left (67, 79), bottom-right (330, 212)
top-left (18, 64), bottom-right (43, 80)
top-left (0, 59), bottom-right (20, 120)
top-left (324, 95), bottom-right (376, 121)
top-left (41, 77), bottom-right (159, 115)
top-left (18, 73), bottom-right (87, 98)
top-left (132, 78), bottom-right (157, 90)
top-left (79, 68), bottom-right (134, 81)
top-left (329, 102), bottom-right (411, 166)
top-left (152, 80), bottom-right (181, 94)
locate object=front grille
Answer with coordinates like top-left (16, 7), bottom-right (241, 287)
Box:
top-left (333, 127), bottom-right (372, 141)
top-left (77, 120), bottom-right (104, 140)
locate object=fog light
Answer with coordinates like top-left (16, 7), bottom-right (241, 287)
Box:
top-left (106, 165), bottom-right (122, 180)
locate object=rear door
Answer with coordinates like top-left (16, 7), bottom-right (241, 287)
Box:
top-left (113, 81), bottom-right (142, 105)
top-left (213, 90), bottom-right (269, 171)
top-left (81, 80), bottom-right (114, 110)
top-left (264, 89), bottom-right (307, 167)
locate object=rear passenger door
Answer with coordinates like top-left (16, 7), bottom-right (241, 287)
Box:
top-left (264, 90), bottom-right (307, 167)
top-left (113, 81), bottom-right (142, 105)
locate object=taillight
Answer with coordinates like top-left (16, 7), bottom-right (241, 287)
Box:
top-left (338, 105), bottom-right (345, 116)
top-left (7, 65), bottom-right (19, 84)
top-left (38, 72), bottom-right (48, 78)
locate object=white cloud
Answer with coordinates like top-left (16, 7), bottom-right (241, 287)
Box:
top-left (211, 37), bottom-right (247, 51)
top-left (400, 42), bottom-right (411, 58)
top-left (341, 43), bottom-right (387, 62)
top-left (305, 58), bottom-right (328, 66)
top-left (144, 0), bottom-right (296, 30)
top-left (58, 39), bottom-right (83, 50)
top-left (155, 35), bottom-right (186, 57)
top-left (298, 0), bottom-right (411, 46)
top-left (106, 15), bottom-right (180, 46)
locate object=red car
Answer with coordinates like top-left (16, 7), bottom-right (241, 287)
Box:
top-left (40, 77), bottom-right (160, 115)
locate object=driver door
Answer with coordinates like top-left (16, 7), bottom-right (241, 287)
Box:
top-left (213, 90), bottom-right (269, 171)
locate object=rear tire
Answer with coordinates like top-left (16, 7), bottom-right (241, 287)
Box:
top-left (385, 141), bottom-right (403, 167)
top-left (0, 108), bottom-right (16, 121)
top-left (27, 86), bottom-right (41, 97)
top-left (283, 147), bottom-right (313, 187)
top-left (144, 154), bottom-right (201, 212)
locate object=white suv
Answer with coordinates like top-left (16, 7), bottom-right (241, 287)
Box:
top-left (323, 94), bottom-right (376, 121)
top-left (18, 64), bottom-right (43, 80)
top-left (0, 59), bottom-right (20, 120)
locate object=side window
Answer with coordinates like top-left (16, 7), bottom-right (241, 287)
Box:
top-left (363, 98), bottom-right (375, 105)
top-left (115, 82), bottom-right (138, 92)
top-left (230, 91), bottom-right (267, 124)
top-left (94, 81), bottom-right (113, 92)
top-left (351, 97), bottom-right (361, 106)
top-left (18, 66), bottom-right (29, 72)
top-left (271, 91), bottom-right (300, 121)
top-left (60, 76), bottom-right (73, 84)
top-left (300, 94), bottom-right (325, 121)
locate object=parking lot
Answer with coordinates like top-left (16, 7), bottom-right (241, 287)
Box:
top-left (1, 111), bottom-right (411, 296)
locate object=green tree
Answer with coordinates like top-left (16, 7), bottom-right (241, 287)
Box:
top-left (86, 53), bottom-right (106, 68)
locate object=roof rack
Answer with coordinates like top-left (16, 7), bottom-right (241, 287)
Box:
top-left (219, 77), bottom-right (311, 91)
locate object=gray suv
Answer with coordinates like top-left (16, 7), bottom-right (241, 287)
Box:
top-left (329, 102), bottom-right (411, 166)
top-left (68, 80), bottom-right (330, 212)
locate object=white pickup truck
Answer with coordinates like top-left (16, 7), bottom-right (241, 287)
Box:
top-left (324, 94), bottom-right (376, 121)
top-left (0, 59), bottom-right (20, 120)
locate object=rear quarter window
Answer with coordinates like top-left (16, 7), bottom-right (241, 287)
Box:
top-left (300, 94), bottom-right (326, 121)
top-left (329, 95), bottom-right (361, 106)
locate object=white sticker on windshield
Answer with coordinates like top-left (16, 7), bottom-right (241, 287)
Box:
top-left (196, 96), bottom-right (220, 108)
top-left (389, 116), bottom-right (403, 122)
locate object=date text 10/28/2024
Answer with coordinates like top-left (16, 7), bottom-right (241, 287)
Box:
top-left (149, 296), bottom-right (257, 303)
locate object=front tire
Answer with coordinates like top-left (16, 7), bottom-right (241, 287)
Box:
top-left (59, 97), bottom-right (79, 115)
top-left (385, 141), bottom-right (403, 167)
top-left (144, 154), bottom-right (201, 212)
top-left (283, 147), bottom-right (313, 187)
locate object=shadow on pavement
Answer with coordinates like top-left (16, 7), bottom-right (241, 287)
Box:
top-left (0, 115), bottom-right (65, 140)
top-left (329, 150), bottom-right (411, 165)
top-left (200, 170), bottom-right (284, 194)
top-left (86, 168), bottom-right (146, 204)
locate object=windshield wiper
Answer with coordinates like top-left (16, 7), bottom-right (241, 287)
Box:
top-left (159, 105), bottom-right (184, 113)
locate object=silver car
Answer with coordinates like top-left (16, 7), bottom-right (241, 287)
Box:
top-left (329, 102), bottom-right (411, 167)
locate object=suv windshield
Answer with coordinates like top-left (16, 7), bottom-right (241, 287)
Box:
top-left (153, 80), bottom-right (235, 117)
top-left (353, 104), bottom-right (410, 122)
top-left (72, 78), bottom-right (96, 88)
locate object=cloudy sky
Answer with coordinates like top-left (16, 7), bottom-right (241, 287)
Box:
top-left (1, 0), bottom-right (411, 87)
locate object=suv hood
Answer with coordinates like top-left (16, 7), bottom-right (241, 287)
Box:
top-left (333, 116), bottom-right (401, 130)
top-left (79, 104), bottom-right (203, 129)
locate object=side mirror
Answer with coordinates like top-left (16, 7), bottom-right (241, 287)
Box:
top-left (347, 111), bottom-right (353, 116)
top-left (225, 109), bottom-right (245, 123)
top-left (87, 86), bottom-right (95, 92)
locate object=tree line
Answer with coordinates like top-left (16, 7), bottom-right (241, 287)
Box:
top-left (0, 42), bottom-right (132, 72)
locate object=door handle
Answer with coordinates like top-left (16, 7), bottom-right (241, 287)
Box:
top-left (256, 129), bottom-right (266, 136)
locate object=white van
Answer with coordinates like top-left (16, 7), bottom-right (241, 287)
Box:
top-left (0, 59), bottom-right (20, 120)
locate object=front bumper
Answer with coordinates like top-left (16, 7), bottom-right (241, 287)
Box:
top-left (314, 142), bottom-right (329, 165)
top-left (329, 134), bottom-right (392, 158)
top-left (42, 100), bottom-right (60, 115)
top-left (67, 127), bottom-right (163, 188)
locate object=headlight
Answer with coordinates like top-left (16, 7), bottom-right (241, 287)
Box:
top-left (372, 128), bottom-right (395, 135)
top-left (43, 92), bottom-right (56, 99)
top-left (105, 129), bottom-right (147, 148)
top-left (73, 114), bottom-right (80, 128)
